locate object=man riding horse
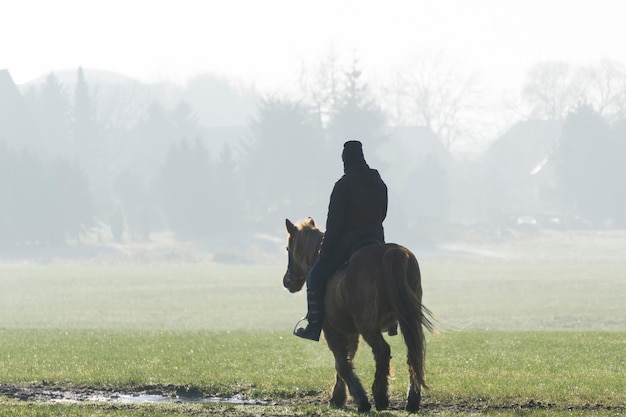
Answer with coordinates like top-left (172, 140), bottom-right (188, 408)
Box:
top-left (294, 140), bottom-right (389, 341)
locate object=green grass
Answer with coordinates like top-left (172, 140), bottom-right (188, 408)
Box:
top-left (427, 331), bottom-right (626, 406)
top-left (0, 264), bottom-right (297, 329)
top-left (1, 259), bottom-right (625, 330)
top-left (421, 259), bottom-right (626, 330)
top-left (0, 330), bottom-right (624, 416)
top-left (0, 250), bottom-right (625, 415)
top-left (0, 329), bottom-right (330, 396)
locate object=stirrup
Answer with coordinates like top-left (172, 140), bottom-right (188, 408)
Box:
top-left (293, 319), bottom-right (322, 341)
top-left (293, 317), bottom-right (308, 336)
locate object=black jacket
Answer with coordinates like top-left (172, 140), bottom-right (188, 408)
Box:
top-left (319, 164), bottom-right (388, 263)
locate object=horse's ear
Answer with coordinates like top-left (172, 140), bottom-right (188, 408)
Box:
top-left (285, 218), bottom-right (297, 235)
top-left (306, 217), bottom-right (316, 227)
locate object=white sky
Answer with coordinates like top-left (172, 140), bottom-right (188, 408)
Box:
top-left (2, 0), bottom-right (625, 92)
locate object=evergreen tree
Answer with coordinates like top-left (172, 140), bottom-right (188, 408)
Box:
top-left (0, 143), bottom-right (92, 246)
top-left (0, 143), bottom-right (15, 245)
top-left (73, 67), bottom-right (98, 152)
top-left (133, 100), bottom-right (176, 176)
top-left (326, 57), bottom-right (387, 164)
top-left (242, 97), bottom-right (325, 227)
top-left (36, 73), bottom-right (71, 156)
top-left (608, 119), bottom-right (626, 227)
top-left (555, 105), bottom-right (613, 225)
top-left (212, 143), bottom-right (244, 233)
top-left (159, 138), bottom-right (213, 238)
top-left (47, 157), bottom-right (93, 242)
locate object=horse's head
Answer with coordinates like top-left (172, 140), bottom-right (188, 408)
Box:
top-left (283, 217), bottom-right (323, 293)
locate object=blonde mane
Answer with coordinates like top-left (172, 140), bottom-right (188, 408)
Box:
top-left (291, 217), bottom-right (323, 273)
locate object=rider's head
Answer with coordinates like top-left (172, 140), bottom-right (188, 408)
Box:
top-left (342, 140), bottom-right (367, 172)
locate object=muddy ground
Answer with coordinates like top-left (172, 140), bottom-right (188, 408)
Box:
top-left (0, 383), bottom-right (269, 405)
top-left (0, 383), bottom-right (622, 414)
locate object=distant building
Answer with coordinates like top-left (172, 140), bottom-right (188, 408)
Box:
top-left (476, 119), bottom-right (562, 226)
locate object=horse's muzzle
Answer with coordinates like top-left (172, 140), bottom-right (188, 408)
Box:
top-left (283, 271), bottom-right (306, 293)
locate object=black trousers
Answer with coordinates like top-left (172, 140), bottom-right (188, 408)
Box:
top-left (306, 256), bottom-right (342, 296)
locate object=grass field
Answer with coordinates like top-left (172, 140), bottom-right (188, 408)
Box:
top-left (0, 330), bottom-right (624, 416)
top-left (0, 230), bottom-right (625, 415)
top-left (1, 258), bottom-right (624, 330)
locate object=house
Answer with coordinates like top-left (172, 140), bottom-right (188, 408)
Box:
top-left (475, 119), bottom-right (562, 226)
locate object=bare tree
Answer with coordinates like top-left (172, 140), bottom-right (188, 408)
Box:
top-left (386, 53), bottom-right (483, 151)
top-left (576, 59), bottom-right (626, 122)
top-left (298, 47), bottom-right (342, 129)
top-left (523, 59), bottom-right (626, 122)
top-left (523, 61), bottom-right (579, 121)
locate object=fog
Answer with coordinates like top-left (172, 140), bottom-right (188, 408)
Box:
top-left (2, 0), bottom-right (626, 267)
top-left (1, 55), bottom-right (626, 264)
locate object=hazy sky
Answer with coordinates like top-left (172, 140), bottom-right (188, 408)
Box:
top-left (2, 0), bottom-right (625, 92)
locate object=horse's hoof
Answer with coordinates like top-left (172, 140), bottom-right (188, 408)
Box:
top-left (357, 401), bottom-right (372, 413)
top-left (406, 397), bottom-right (420, 413)
top-left (406, 389), bottom-right (421, 413)
top-left (329, 398), bottom-right (346, 409)
top-left (375, 401), bottom-right (389, 411)
top-left (374, 394), bottom-right (389, 411)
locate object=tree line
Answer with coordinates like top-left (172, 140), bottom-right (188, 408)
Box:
top-left (1, 62), bottom-right (388, 247)
top-left (1, 56), bottom-right (626, 248)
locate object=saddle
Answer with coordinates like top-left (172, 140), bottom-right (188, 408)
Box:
top-left (339, 238), bottom-right (383, 269)
top-left (350, 238), bottom-right (383, 256)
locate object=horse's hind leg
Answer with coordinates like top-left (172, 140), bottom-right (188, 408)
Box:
top-left (361, 331), bottom-right (391, 411)
top-left (326, 330), bottom-right (370, 412)
top-left (406, 376), bottom-right (421, 413)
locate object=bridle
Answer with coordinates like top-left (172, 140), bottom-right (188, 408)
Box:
top-left (284, 225), bottom-right (323, 290)
top-left (285, 245), bottom-right (306, 288)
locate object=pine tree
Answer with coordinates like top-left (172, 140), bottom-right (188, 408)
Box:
top-left (38, 73), bottom-right (71, 156)
top-left (73, 67), bottom-right (97, 151)
top-left (555, 105), bottom-right (613, 224)
top-left (326, 57), bottom-right (387, 161)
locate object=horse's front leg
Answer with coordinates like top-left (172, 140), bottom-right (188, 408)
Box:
top-left (330, 372), bottom-right (346, 408)
top-left (325, 329), bottom-right (371, 412)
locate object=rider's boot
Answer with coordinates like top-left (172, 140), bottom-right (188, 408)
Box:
top-left (294, 290), bottom-right (323, 341)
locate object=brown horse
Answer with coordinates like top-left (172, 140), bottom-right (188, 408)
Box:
top-left (283, 217), bottom-right (434, 413)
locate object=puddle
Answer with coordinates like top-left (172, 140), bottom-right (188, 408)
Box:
top-left (0, 385), bottom-right (271, 406)
top-left (83, 393), bottom-right (270, 405)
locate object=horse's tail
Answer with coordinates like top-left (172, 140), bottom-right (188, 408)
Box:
top-left (383, 246), bottom-right (434, 390)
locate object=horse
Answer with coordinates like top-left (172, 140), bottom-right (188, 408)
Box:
top-left (283, 217), bottom-right (434, 413)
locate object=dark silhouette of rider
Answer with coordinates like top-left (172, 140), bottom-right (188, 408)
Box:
top-left (295, 140), bottom-right (388, 341)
